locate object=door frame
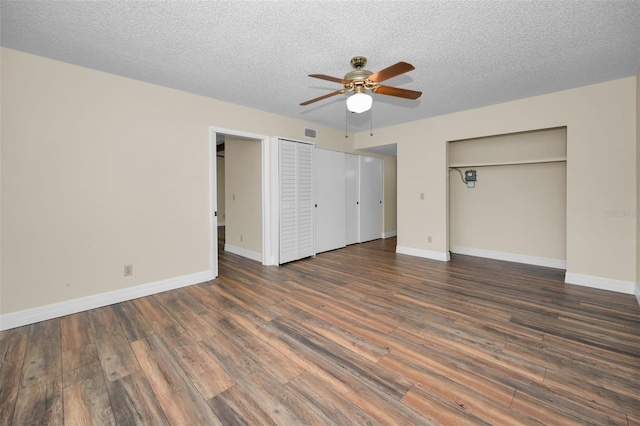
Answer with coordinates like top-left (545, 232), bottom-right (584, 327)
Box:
top-left (209, 127), bottom-right (274, 278)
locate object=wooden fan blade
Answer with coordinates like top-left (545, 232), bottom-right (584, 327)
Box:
top-left (308, 74), bottom-right (350, 84)
top-left (300, 89), bottom-right (346, 106)
top-left (373, 85), bottom-right (422, 100)
top-left (368, 61), bottom-right (415, 83)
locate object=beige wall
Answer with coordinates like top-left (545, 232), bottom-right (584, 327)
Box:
top-left (1, 48), bottom-right (397, 316)
top-left (448, 127), bottom-right (567, 165)
top-left (216, 156), bottom-right (225, 223)
top-left (383, 156), bottom-right (397, 234)
top-left (3, 46), bottom-right (632, 318)
top-left (355, 77), bottom-right (636, 284)
top-left (449, 162), bottom-right (566, 261)
top-left (224, 137), bottom-right (262, 254)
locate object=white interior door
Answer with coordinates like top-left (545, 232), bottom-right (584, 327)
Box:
top-left (315, 149), bottom-right (346, 254)
top-left (345, 153), bottom-right (360, 245)
top-left (359, 155), bottom-right (383, 243)
top-left (209, 131), bottom-right (219, 278)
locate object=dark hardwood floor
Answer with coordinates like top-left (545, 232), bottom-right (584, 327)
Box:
top-left (1, 230), bottom-right (639, 425)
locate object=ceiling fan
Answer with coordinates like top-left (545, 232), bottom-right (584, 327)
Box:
top-left (300, 56), bottom-right (422, 113)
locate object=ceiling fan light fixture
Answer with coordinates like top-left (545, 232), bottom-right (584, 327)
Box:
top-left (346, 92), bottom-right (372, 113)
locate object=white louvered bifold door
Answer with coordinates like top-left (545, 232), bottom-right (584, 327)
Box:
top-left (279, 140), bottom-right (298, 264)
top-left (278, 140), bottom-right (314, 264)
top-left (296, 142), bottom-right (315, 259)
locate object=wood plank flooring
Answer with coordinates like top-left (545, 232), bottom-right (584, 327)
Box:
top-left (1, 232), bottom-right (639, 425)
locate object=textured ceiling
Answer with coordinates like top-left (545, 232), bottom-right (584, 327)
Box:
top-left (2, 0), bottom-right (639, 135)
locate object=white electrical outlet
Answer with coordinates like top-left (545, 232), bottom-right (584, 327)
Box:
top-left (124, 264), bottom-right (133, 276)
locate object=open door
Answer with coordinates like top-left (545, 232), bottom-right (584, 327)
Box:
top-left (209, 131), bottom-right (219, 278)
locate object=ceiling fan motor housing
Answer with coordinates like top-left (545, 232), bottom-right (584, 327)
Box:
top-left (343, 69), bottom-right (373, 83)
top-left (344, 56), bottom-right (373, 85)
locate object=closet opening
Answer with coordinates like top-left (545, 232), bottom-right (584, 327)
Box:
top-left (447, 127), bottom-right (567, 269)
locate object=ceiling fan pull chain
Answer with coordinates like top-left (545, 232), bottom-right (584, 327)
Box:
top-left (370, 109), bottom-right (374, 136)
top-left (345, 107), bottom-right (349, 138)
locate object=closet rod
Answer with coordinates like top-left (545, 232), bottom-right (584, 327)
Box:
top-left (448, 156), bottom-right (566, 169)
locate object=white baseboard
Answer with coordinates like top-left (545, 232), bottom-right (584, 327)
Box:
top-left (218, 221), bottom-right (226, 226)
top-left (565, 273), bottom-right (635, 295)
top-left (452, 246), bottom-right (566, 269)
top-left (224, 244), bottom-right (263, 262)
top-left (0, 270), bottom-right (213, 331)
top-left (396, 245), bottom-right (449, 262)
top-left (382, 231), bottom-right (397, 239)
